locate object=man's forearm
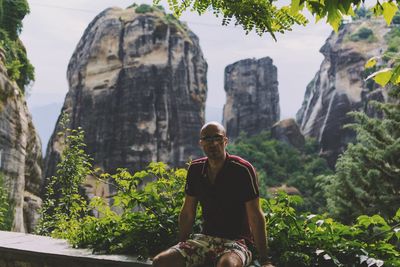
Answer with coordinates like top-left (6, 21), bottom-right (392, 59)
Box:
top-left (251, 212), bottom-right (269, 261)
top-left (178, 211), bottom-right (195, 241)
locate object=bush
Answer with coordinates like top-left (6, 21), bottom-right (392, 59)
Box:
top-left (383, 27), bottom-right (400, 63)
top-left (265, 193), bottom-right (400, 266)
top-left (135, 4), bottom-right (154, 14)
top-left (350, 27), bottom-right (375, 42)
top-left (392, 11), bottom-right (400, 25)
top-left (68, 163), bottom-right (197, 256)
top-left (0, 172), bottom-right (11, 230)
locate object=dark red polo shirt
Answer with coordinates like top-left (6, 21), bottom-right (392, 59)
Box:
top-left (185, 153), bottom-right (259, 242)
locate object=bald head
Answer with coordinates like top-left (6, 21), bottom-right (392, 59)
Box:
top-left (200, 121), bottom-right (226, 137)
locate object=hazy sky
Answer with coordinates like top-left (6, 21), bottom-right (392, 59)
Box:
top-left (21, 0), bottom-right (333, 122)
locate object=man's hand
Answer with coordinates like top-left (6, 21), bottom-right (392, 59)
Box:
top-left (261, 262), bottom-right (275, 267)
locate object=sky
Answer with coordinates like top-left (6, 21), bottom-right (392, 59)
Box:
top-left (20, 0), bottom-right (334, 146)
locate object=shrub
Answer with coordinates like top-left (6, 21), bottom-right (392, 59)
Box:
top-left (36, 114), bottom-right (91, 235)
top-left (392, 11), bottom-right (400, 25)
top-left (383, 27), bottom-right (400, 63)
top-left (350, 27), bottom-right (375, 42)
top-left (0, 172), bottom-right (11, 230)
top-left (265, 193), bottom-right (400, 266)
top-left (135, 4), bottom-right (154, 14)
top-left (67, 163), bottom-right (197, 256)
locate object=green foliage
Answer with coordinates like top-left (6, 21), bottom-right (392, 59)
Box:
top-left (155, 0), bottom-right (308, 39)
top-left (350, 27), bottom-right (375, 42)
top-left (320, 101), bottom-right (400, 223)
top-left (0, 0), bottom-right (34, 92)
top-left (383, 26), bottom-right (400, 63)
top-left (0, 0), bottom-right (29, 40)
top-left (0, 172), bottom-right (12, 230)
top-left (156, 0), bottom-right (399, 38)
top-left (265, 193), bottom-right (400, 267)
top-left (37, 124), bottom-right (400, 266)
top-left (227, 132), bottom-right (332, 213)
top-left (353, 5), bottom-right (373, 20)
top-left (364, 64), bottom-right (379, 91)
top-left (135, 4), bottom-right (154, 14)
top-left (392, 11), bottom-right (400, 24)
top-left (66, 163), bottom-right (197, 257)
top-left (36, 114), bottom-right (92, 236)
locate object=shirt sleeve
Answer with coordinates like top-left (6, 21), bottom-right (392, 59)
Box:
top-left (241, 163), bottom-right (260, 202)
top-left (184, 164), bottom-right (197, 196)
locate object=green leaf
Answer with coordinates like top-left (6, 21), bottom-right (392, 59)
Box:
top-left (395, 208), bottom-right (400, 220)
top-left (382, 2), bottom-right (398, 25)
top-left (372, 3), bottom-right (384, 16)
top-left (290, 0), bottom-right (302, 14)
top-left (366, 68), bottom-right (393, 87)
top-left (326, 1), bottom-right (342, 32)
top-left (339, 0), bottom-right (353, 15)
top-left (365, 57), bottom-right (378, 69)
top-left (390, 64), bottom-right (400, 84)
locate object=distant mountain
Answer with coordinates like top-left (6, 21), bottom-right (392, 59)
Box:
top-left (30, 102), bottom-right (62, 154)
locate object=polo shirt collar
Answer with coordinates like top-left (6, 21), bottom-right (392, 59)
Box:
top-left (201, 152), bottom-right (231, 177)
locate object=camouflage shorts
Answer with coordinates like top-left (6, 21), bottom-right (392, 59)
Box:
top-left (172, 234), bottom-right (252, 267)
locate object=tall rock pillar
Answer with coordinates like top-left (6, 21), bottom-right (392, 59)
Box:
top-left (44, 6), bottom-right (207, 198)
top-left (223, 57), bottom-right (280, 140)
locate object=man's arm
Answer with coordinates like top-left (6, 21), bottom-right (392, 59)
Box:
top-left (246, 197), bottom-right (273, 266)
top-left (178, 194), bottom-right (198, 242)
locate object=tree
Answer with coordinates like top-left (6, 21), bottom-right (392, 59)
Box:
top-left (158, 0), bottom-right (400, 39)
top-left (320, 99), bottom-right (400, 223)
top-left (36, 114), bottom-right (91, 235)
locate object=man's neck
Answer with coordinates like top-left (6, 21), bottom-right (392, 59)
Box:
top-left (208, 154), bottom-right (226, 172)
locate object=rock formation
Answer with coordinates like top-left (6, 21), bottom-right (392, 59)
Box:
top-left (271, 118), bottom-right (305, 150)
top-left (223, 57), bottom-right (280, 140)
top-left (296, 18), bottom-right (391, 167)
top-left (0, 48), bottom-right (43, 233)
top-left (44, 6), bottom-right (207, 197)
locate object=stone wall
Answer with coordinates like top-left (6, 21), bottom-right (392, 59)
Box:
top-left (0, 231), bottom-right (150, 267)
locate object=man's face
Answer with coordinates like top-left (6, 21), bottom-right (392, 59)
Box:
top-left (199, 125), bottom-right (228, 161)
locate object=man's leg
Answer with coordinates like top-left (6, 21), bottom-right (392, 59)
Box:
top-left (152, 248), bottom-right (186, 267)
top-left (216, 252), bottom-right (243, 267)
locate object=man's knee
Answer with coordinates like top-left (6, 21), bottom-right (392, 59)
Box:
top-left (152, 249), bottom-right (185, 267)
top-left (217, 253), bottom-right (243, 267)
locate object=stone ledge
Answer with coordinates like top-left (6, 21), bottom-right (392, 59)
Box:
top-left (0, 231), bottom-right (151, 267)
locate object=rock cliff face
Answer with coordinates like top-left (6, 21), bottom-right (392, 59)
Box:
top-left (44, 7), bottom-right (207, 191)
top-left (296, 19), bottom-right (390, 167)
top-left (0, 49), bottom-right (43, 233)
top-left (223, 57), bottom-right (280, 140)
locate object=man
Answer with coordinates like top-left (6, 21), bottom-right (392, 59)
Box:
top-left (152, 122), bottom-right (274, 267)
